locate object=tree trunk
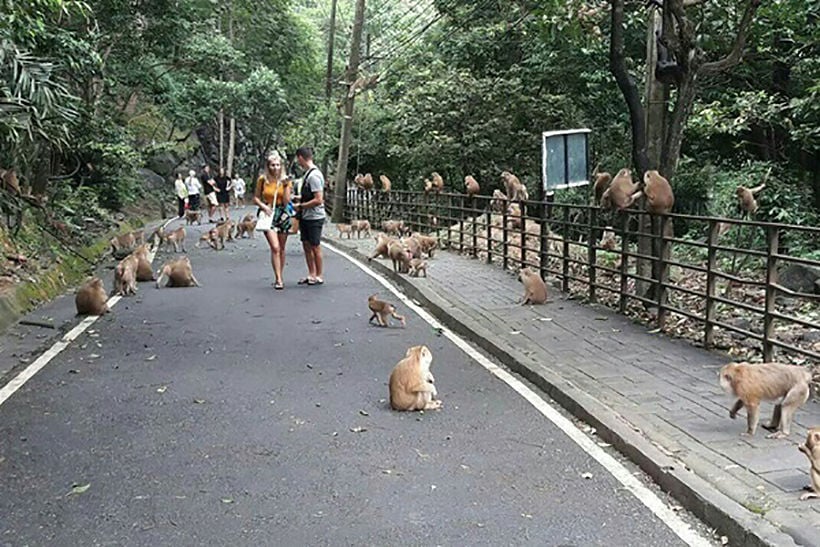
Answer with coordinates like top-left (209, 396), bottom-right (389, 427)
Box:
top-left (218, 109), bottom-right (225, 170)
top-left (227, 117), bottom-right (236, 176)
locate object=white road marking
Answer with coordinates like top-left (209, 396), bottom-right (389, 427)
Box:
top-left (325, 241), bottom-right (711, 547)
top-left (0, 217), bottom-right (175, 407)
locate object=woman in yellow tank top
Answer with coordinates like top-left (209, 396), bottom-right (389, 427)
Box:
top-left (253, 152), bottom-right (292, 290)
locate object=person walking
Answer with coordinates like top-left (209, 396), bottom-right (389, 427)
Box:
top-left (215, 166), bottom-right (231, 221)
top-left (184, 170), bottom-right (202, 211)
top-left (253, 152), bottom-right (293, 290)
top-left (293, 146), bottom-right (325, 286)
top-left (201, 165), bottom-right (218, 222)
top-left (232, 173), bottom-right (246, 206)
top-left (174, 172), bottom-right (189, 218)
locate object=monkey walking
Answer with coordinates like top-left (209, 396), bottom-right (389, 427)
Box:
top-left (336, 223), bottom-right (354, 239)
top-left (75, 277), bottom-right (110, 316)
top-left (368, 294), bottom-right (406, 327)
top-left (408, 258), bottom-right (428, 278)
top-left (719, 362), bottom-right (812, 438)
top-left (799, 428), bottom-right (820, 501)
top-left (388, 345), bottom-right (441, 412)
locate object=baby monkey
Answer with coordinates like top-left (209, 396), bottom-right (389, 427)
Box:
top-left (518, 267), bottom-right (548, 305)
top-left (799, 427), bottom-right (820, 501)
top-left (408, 258), bottom-right (428, 278)
top-left (75, 277), bottom-right (109, 316)
top-left (388, 345), bottom-right (441, 411)
top-left (368, 294), bottom-right (406, 328)
top-left (336, 223), bottom-right (354, 239)
top-left (156, 256), bottom-right (200, 288)
top-left (720, 361), bottom-right (812, 438)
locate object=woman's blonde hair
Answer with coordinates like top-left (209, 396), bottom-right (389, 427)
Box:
top-left (266, 152), bottom-right (286, 182)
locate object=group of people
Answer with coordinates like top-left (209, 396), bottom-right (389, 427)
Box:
top-left (172, 146), bottom-right (326, 291)
top-left (174, 167), bottom-right (247, 223)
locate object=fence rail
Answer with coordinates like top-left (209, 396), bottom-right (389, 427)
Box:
top-left (327, 187), bottom-right (820, 365)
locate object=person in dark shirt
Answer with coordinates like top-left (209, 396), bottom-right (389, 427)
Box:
top-left (201, 165), bottom-right (218, 223)
top-left (214, 166), bottom-right (231, 222)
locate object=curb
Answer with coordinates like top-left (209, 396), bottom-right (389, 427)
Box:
top-left (325, 236), bottom-right (807, 547)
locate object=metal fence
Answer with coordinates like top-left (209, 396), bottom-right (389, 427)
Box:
top-left (327, 187), bottom-right (820, 365)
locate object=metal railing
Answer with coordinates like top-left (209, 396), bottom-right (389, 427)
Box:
top-left (327, 187), bottom-right (820, 365)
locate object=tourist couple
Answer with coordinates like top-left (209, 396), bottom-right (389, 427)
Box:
top-left (253, 146), bottom-right (325, 290)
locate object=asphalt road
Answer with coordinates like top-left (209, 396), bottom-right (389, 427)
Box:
top-left (0, 208), bottom-right (708, 546)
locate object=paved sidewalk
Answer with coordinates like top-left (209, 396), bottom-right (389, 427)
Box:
top-left (325, 224), bottom-right (820, 547)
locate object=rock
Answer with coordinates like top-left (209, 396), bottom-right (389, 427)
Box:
top-left (778, 264), bottom-right (820, 294)
top-left (137, 168), bottom-right (167, 190)
top-left (799, 330), bottom-right (820, 343)
top-left (145, 151), bottom-right (182, 177)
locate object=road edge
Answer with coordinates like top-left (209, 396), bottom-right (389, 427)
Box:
top-left (324, 237), bottom-right (804, 547)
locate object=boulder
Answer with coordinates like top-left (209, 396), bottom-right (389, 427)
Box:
top-left (778, 264), bottom-right (820, 295)
top-left (137, 168), bottom-right (167, 190)
top-left (146, 151), bottom-right (182, 177)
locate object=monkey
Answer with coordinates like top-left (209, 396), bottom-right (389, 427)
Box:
top-left (423, 178), bottom-right (433, 193)
top-left (381, 220), bottom-right (406, 236)
top-left (593, 172), bottom-right (612, 205)
top-left (351, 219), bottom-right (372, 238)
top-left (217, 219), bottom-right (234, 242)
top-left (380, 175), bottom-right (391, 192)
top-left (369, 233), bottom-right (396, 261)
top-left (159, 226), bottom-right (186, 253)
top-left (431, 172), bottom-right (444, 193)
top-left (600, 168), bottom-right (640, 211)
top-left (132, 244), bottom-right (155, 282)
top-left (501, 171), bottom-right (528, 201)
top-left (736, 183), bottom-right (766, 215)
top-left (354, 173), bottom-right (365, 189)
top-left (362, 173), bottom-right (374, 190)
top-left (388, 241), bottom-right (413, 273)
top-left (337, 223), bottom-right (354, 239)
top-left (75, 277), bottom-right (109, 316)
top-left (600, 227), bottom-right (617, 251)
top-left (643, 170), bottom-right (674, 215)
top-left (0, 168), bottom-right (21, 194)
top-left (196, 228), bottom-right (218, 249)
top-left (110, 232), bottom-right (136, 256)
top-left (719, 362), bottom-right (812, 438)
top-left (408, 258), bottom-right (428, 278)
top-left (401, 236), bottom-right (422, 259)
top-left (235, 218), bottom-right (257, 239)
top-left (113, 254), bottom-right (139, 296)
top-left (413, 234), bottom-right (438, 257)
top-left (156, 256), bottom-right (200, 288)
top-left (465, 175), bottom-right (480, 197)
top-left (798, 427), bottom-right (820, 501)
top-left (388, 345), bottom-right (441, 412)
top-left (130, 230), bottom-right (145, 246)
top-left (367, 294), bottom-right (406, 327)
top-left (491, 189), bottom-right (508, 212)
top-left (185, 210), bottom-right (202, 225)
top-left (518, 267), bottom-right (548, 305)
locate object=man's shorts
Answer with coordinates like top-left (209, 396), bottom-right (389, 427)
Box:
top-left (300, 219), bottom-right (324, 246)
top-left (206, 193), bottom-right (218, 206)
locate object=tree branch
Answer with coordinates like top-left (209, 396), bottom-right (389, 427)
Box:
top-left (700, 0), bottom-right (761, 75)
top-left (609, 0), bottom-right (649, 173)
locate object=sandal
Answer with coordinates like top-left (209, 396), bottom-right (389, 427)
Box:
top-left (298, 277), bottom-right (314, 285)
top-left (274, 281), bottom-right (284, 290)
top-left (307, 278), bottom-right (317, 286)
top-left (314, 277), bottom-right (324, 285)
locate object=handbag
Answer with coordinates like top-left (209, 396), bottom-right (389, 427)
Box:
top-left (256, 179), bottom-right (292, 232)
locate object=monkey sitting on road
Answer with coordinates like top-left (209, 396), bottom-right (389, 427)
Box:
top-left (518, 267), bottom-right (548, 305)
top-left (110, 232), bottom-right (136, 257)
top-left (113, 254), bottom-right (139, 296)
top-left (75, 277), bottom-right (109, 316)
top-left (368, 294), bottom-right (406, 327)
top-left (719, 362), bottom-right (812, 438)
top-left (156, 256), bottom-right (200, 288)
top-left (132, 244), bottom-right (155, 282)
top-left (799, 427), bottom-right (820, 501)
top-left (389, 345), bottom-right (441, 412)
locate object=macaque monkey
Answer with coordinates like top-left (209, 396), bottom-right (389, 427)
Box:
top-left (518, 267), bottom-right (548, 305)
top-left (362, 173), bottom-right (374, 190)
top-left (600, 168), bottom-right (640, 211)
top-left (381, 220), bottom-right (406, 236)
top-left (110, 232), bottom-right (136, 256)
top-left (132, 244), bottom-right (155, 281)
top-left (798, 427), bottom-right (820, 501)
top-left (369, 233), bottom-right (396, 261)
top-left (501, 171), bottom-right (528, 201)
top-left (354, 173), bottom-right (365, 189)
top-left (388, 241), bottom-right (412, 273)
top-left (196, 228), bottom-right (218, 249)
top-left (113, 254), bottom-right (139, 296)
top-left (75, 277), bottom-right (109, 316)
top-left (367, 294), bottom-right (405, 327)
top-left (185, 210), bottom-right (202, 225)
top-left (351, 219), bottom-right (372, 238)
top-left (402, 236), bottom-right (422, 259)
top-left (389, 345), bottom-right (441, 412)
top-left (131, 230), bottom-right (145, 245)
top-left (413, 234), bottom-right (438, 257)
top-left (156, 256), bottom-right (200, 288)
top-left (337, 223), bottom-right (354, 239)
top-left (600, 227), bottom-right (617, 251)
top-left (216, 220), bottom-right (234, 242)
top-left (736, 183), bottom-right (766, 215)
top-left (380, 175), bottom-right (391, 192)
top-left (507, 203), bottom-right (524, 230)
top-left (0, 168), bottom-right (21, 194)
top-left (491, 189), bottom-right (508, 212)
top-left (431, 172), bottom-right (444, 193)
top-left (160, 226), bottom-right (186, 253)
top-left (423, 178), bottom-right (433, 193)
top-left (408, 258), bottom-right (428, 278)
top-left (643, 170), bottom-right (674, 215)
top-left (465, 175), bottom-right (480, 197)
top-left (235, 218), bottom-right (256, 239)
top-left (719, 362), bottom-right (812, 438)
top-left (593, 172), bottom-right (612, 205)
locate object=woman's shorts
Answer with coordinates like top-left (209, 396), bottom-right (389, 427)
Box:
top-left (217, 191), bottom-right (230, 204)
top-left (300, 219), bottom-right (324, 246)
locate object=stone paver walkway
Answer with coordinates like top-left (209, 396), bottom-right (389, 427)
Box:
top-left (325, 224), bottom-right (820, 546)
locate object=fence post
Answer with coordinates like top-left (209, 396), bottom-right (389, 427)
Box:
top-left (763, 226), bottom-right (778, 362)
top-left (446, 194), bottom-right (453, 248)
top-left (618, 212), bottom-right (629, 314)
top-left (539, 199), bottom-right (548, 281)
top-left (562, 206), bottom-right (570, 293)
top-left (657, 215), bottom-right (671, 329)
top-left (519, 200), bottom-right (527, 268)
top-left (502, 205), bottom-right (509, 271)
top-left (704, 219), bottom-right (719, 349)
top-left (486, 206), bottom-right (492, 264)
top-left (588, 207), bottom-right (597, 303)
top-left (458, 195), bottom-right (465, 253)
top-left (471, 195), bottom-right (478, 258)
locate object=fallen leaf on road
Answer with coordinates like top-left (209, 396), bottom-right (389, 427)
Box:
top-left (537, 317), bottom-right (553, 322)
top-left (156, 386), bottom-right (167, 394)
top-left (581, 472), bottom-right (593, 480)
top-left (359, 409), bottom-right (369, 416)
top-left (509, 330), bottom-right (521, 335)
top-left (89, 353), bottom-right (100, 359)
top-left (221, 498), bottom-right (234, 504)
top-left (145, 355), bottom-right (157, 361)
top-left (349, 426), bottom-right (367, 433)
top-left (193, 399), bottom-right (205, 404)
top-left (67, 483), bottom-right (90, 496)
top-left (594, 316), bottom-right (608, 321)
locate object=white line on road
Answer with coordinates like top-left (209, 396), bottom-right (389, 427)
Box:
top-left (0, 217), bottom-right (175, 408)
top-left (325, 241), bottom-right (711, 547)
